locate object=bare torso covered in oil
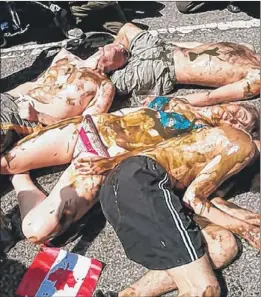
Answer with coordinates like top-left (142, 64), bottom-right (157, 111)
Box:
top-left (24, 49), bottom-right (111, 117)
top-left (92, 107), bottom-right (204, 156)
top-left (175, 42), bottom-right (260, 87)
top-left (140, 126), bottom-right (254, 190)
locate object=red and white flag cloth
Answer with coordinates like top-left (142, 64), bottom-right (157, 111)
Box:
top-left (16, 246), bottom-right (103, 297)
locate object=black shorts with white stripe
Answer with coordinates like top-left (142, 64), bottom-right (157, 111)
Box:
top-left (98, 155), bottom-right (205, 270)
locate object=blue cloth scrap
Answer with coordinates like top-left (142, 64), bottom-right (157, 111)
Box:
top-left (148, 96), bottom-right (170, 111)
top-left (158, 111), bottom-right (204, 130)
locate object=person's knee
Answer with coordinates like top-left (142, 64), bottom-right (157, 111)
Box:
top-left (218, 229), bottom-right (239, 267)
top-left (206, 227), bottom-right (239, 269)
top-left (22, 215), bottom-right (54, 244)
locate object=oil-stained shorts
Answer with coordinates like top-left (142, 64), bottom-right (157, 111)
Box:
top-left (98, 155), bottom-right (205, 270)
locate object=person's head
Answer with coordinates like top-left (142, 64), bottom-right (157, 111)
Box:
top-left (96, 43), bottom-right (130, 73)
top-left (210, 103), bottom-right (259, 134)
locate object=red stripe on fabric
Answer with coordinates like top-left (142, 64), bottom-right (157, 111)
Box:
top-left (77, 259), bottom-right (103, 297)
top-left (79, 127), bottom-right (98, 155)
top-left (16, 246), bottom-right (60, 297)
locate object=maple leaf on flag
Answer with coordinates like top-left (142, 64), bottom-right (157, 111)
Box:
top-left (48, 263), bottom-right (77, 291)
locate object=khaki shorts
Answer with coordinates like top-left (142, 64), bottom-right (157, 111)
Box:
top-left (0, 93), bottom-right (40, 153)
top-left (110, 31), bottom-right (176, 96)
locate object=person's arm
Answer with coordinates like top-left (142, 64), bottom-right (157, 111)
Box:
top-left (36, 112), bottom-right (63, 126)
top-left (73, 145), bottom-right (151, 175)
top-left (7, 81), bottom-right (37, 98)
top-left (17, 101), bottom-right (64, 125)
top-left (182, 132), bottom-right (259, 249)
top-left (175, 70), bottom-right (260, 106)
top-left (82, 80), bottom-right (115, 115)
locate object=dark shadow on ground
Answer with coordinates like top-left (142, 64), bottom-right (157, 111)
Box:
top-left (3, 2), bottom-right (64, 48)
top-left (216, 270), bottom-right (228, 297)
top-left (238, 1), bottom-right (260, 19)
top-left (0, 47), bottom-right (59, 92)
top-left (120, 1), bottom-right (165, 29)
top-left (175, 1), bottom-right (260, 18)
top-left (1, 32), bottom-right (114, 92)
top-left (0, 258), bottom-right (27, 297)
top-left (48, 202), bottom-right (106, 255)
top-left (218, 156), bottom-right (260, 199)
top-left (120, 1), bottom-right (165, 19)
top-left (0, 164), bottom-right (68, 196)
top-left (71, 203), bottom-right (106, 255)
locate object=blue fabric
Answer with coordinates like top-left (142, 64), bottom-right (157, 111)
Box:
top-left (158, 111), bottom-right (204, 131)
top-left (148, 96), bottom-right (170, 111)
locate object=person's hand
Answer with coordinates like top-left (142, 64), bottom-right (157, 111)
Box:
top-left (73, 155), bottom-right (108, 175)
top-left (18, 102), bottom-right (39, 122)
top-left (140, 95), bottom-right (157, 106)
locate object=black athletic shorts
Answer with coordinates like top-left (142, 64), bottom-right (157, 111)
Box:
top-left (99, 155), bottom-right (205, 270)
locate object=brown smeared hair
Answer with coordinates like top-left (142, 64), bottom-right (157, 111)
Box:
top-left (238, 103), bottom-right (260, 136)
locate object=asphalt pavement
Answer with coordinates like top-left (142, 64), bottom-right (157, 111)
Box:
top-left (0, 2), bottom-right (260, 297)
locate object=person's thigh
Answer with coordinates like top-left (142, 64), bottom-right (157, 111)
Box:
top-left (99, 155), bottom-right (205, 270)
top-left (1, 120), bottom-right (80, 174)
top-left (22, 162), bottom-right (104, 243)
top-left (196, 216), bottom-right (239, 269)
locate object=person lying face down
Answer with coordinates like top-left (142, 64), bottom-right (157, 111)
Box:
top-left (97, 23), bottom-right (260, 106)
top-left (0, 42), bottom-right (130, 153)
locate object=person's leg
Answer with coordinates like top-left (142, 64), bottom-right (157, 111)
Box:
top-left (118, 223), bottom-right (238, 297)
top-left (0, 118), bottom-right (81, 174)
top-left (69, 1), bottom-right (127, 35)
top-left (176, 1), bottom-right (208, 14)
top-left (211, 197), bottom-right (260, 226)
top-left (194, 216), bottom-right (239, 269)
top-left (168, 41), bottom-right (255, 51)
top-left (11, 164), bottom-right (104, 243)
top-left (98, 156), bottom-right (220, 297)
top-left (176, 1), bottom-right (227, 14)
top-left (113, 22), bottom-right (143, 49)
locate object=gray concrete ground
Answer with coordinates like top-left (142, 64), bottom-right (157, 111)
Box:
top-left (0, 2), bottom-right (260, 297)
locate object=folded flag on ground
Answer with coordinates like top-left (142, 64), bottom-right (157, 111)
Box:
top-left (16, 246), bottom-right (103, 297)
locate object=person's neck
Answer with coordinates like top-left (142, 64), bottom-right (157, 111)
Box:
top-left (83, 50), bottom-right (104, 70)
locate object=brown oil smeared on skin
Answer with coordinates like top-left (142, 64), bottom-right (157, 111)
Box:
top-left (202, 285), bottom-right (220, 297)
top-left (120, 288), bottom-right (137, 297)
top-left (76, 125), bottom-right (259, 248)
top-left (13, 116), bottom-right (83, 147)
top-left (243, 82), bottom-right (254, 99)
top-left (66, 98), bottom-right (76, 106)
top-left (4, 153), bottom-right (16, 168)
top-left (25, 51), bottom-right (113, 114)
top-left (96, 108), bottom-right (196, 152)
top-left (188, 47), bottom-right (220, 62)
